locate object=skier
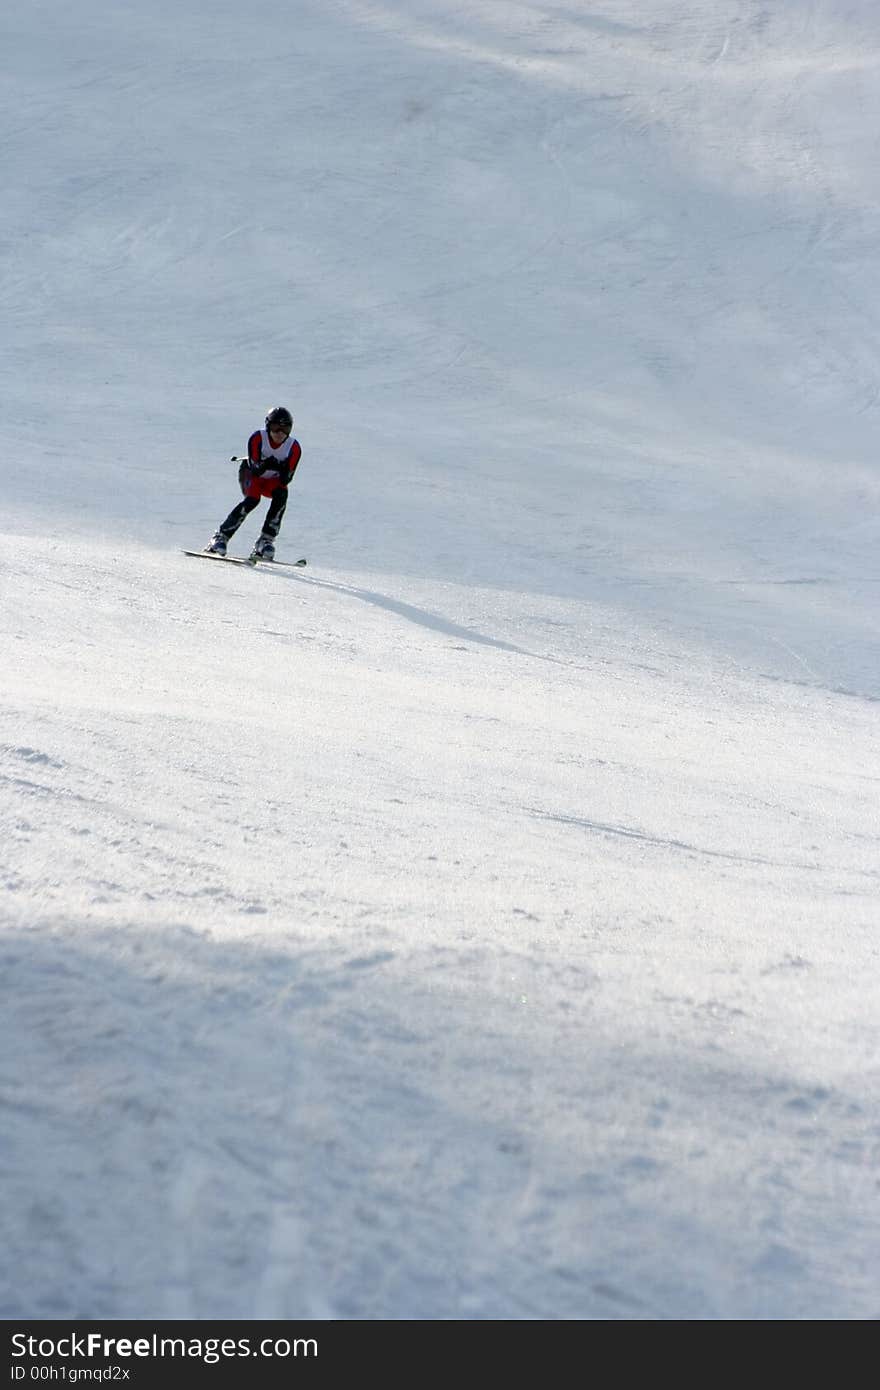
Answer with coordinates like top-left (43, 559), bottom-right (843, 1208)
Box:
top-left (205, 406), bottom-right (302, 561)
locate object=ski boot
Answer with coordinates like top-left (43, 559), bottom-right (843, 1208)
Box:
top-left (251, 534), bottom-right (275, 563)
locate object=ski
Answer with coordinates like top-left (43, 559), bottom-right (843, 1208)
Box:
top-left (183, 550), bottom-right (252, 567)
top-left (182, 550), bottom-right (307, 568)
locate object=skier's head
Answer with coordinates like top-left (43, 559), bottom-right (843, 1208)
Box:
top-left (265, 406), bottom-right (293, 438)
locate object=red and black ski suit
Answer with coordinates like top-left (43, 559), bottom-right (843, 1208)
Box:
top-left (217, 428), bottom-right (302, 544)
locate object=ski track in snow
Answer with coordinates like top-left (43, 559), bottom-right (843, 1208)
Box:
top-left (1, 0), bottom-right (879, 1321)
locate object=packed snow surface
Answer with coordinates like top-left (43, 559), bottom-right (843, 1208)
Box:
top-left (2, 0), bottom-right (879, 1319)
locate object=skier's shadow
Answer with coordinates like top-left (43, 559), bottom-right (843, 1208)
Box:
top-left (274, 568), bottom-right (534, 656)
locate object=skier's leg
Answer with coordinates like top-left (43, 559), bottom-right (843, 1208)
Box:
top-left (252, 487), bottom-right (288, 558)
top-left (218, 494), bottom-right (260, 540)
top-left (261, 487), bottom-right (288, 541)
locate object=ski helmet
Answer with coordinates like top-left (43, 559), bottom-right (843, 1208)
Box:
top-left (265, 406), bottom-right (293, 433)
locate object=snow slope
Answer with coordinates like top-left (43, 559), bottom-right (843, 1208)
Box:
top-left (1, 0), bottom-right (878, 1319)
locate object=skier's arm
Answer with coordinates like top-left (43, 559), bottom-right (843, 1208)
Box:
top-left (279, 440), bottom-right (302, 487)
top-left (247, 430), bottom-right (265, 473)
